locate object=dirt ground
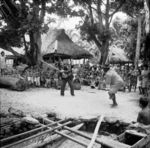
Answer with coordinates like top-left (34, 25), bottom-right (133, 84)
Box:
top-left (0, 86), bottom-right (141, 123)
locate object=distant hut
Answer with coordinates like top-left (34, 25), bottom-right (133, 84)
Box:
top-left (106, 46), bottom-right (132, 65)
top-left (42, 29), bottom-right (92, 62)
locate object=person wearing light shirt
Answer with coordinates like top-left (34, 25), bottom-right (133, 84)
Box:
top-left (0, 51), bottom-right (6, 75)
top-left (103, 65), bottom-right (124, 107)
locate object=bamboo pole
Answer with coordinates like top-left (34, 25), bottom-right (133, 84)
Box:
top-left (40, 118), bottom-right (87, 147)
top-left (3, 121), bottom-right (71, 148)
top-left (41, 118), bottom-right (130, 148)
top-left (55, 130), bottom-right (88, 147)
top-left (33, 123), bottom-right (84, 148)
top-left (87, 115), bottom-right (103, 148)
top-left (0, 119), bottom-right (65, 144)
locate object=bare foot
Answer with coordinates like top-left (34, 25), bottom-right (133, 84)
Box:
top-left (111, 104), bottom-right (118, 108)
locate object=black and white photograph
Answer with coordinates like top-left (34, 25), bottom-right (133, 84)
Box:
top-left (0, 0), bottom-right (150, 147)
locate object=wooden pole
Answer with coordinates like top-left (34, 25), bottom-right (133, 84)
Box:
top-left (34, 123), bottom-right (84, 148)
top-left (0, 119), bottom-right (65, 144)
top-left (3, 121), bottom-right (71, 148)
top-left (55, 130), bottom-right (88, 147)
top-left (87, 115), bottom-right (103, 148)
top-left (40, 118), bottom-right (130, 148)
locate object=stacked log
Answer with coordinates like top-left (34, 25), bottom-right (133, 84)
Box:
top-left (0, 76), bottom-right (27, 91)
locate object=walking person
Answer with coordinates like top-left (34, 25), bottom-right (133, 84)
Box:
top-left (141, 64), bottom-right (149, 96)
top-left (0, 51), bottom-right (6, 75)
top-left (137, 67), bottom-right (142, 95)
top-left (103, 64), bottom-right (124, 107)
top-left (128, 66), bottom-right (138, 92)
top-left (60, 63), bottom-right (74, 96)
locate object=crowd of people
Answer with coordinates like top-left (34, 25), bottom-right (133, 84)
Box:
top-left (0, 51), bottom-right (150, 97)
top-left (1, 50), bottom-right (150, 125)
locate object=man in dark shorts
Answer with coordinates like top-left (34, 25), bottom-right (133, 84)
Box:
top-left (60, 63), bottom-right (74, 96)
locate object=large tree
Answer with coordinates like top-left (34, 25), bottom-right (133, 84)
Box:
top-left (0, 0), bottom-right (145, 66)
top-left (68, 0), bottom-right (145, 65)
top-left (143, 0), bottom-right (150, 62)
top-left (0, 0), bottom-right (76, 66)
top-left (68, 0), bottom-right (128, 64)
top-left (0, 0), bottom-right (85, 65)
top-left (0, 0), bottom-right (50, 65)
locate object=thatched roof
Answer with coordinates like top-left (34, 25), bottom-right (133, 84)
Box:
top-left (42, 29), bottom-right (92, 59)
top-left (107, 46), bottom-right (131, 64)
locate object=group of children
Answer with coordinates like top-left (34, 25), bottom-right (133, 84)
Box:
top-left (22, 66), bottom-right (60, 89)
top-left (137, 64), bottom-right (150, 96)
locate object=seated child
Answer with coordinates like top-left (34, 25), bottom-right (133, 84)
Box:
top-left (137, 97), bottom-right (150, 125)
top-left (90, 75), bottom-right (95, 89)
top-left (44, 68), bottom-right (51, 88)
top-left (95, 76), bottom-right (100, 87)
top-left (73, 75), bottom-right (81, 90)
top-left (50, 77), bottom-right (57, 88)
top-left (27, 68), bottom-right (34, 86)
top-left (34, 66), bottom-right (41, 87)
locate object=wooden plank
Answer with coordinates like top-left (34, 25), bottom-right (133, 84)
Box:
top-left (64, 126), bottom-right (130, 148)
top-left (87, 115), bottom-right (103, 148)
top-left (117, 132), bottom-right (125, 142)
top-left (125, 130), bottom-right (147, 137)
top-left (55, 130), bottom-right (88, 147)
top-left (99, 136), bottom-right (130, 148)
top-left (131, 134), bottom-right (150, 148)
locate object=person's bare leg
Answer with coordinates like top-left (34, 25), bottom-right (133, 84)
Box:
top-left (112, 94), bottom-right (118, 107)
top-left (108, 92), bottom-right (112, 100)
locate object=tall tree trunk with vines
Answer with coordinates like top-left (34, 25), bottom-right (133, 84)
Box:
top-left (134, 14), bottom-right (142, 69)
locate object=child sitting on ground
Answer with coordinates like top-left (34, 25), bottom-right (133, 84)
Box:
top-left (44, 68), bottom-right (51, 88)
top-left (26, 68), bottom-right (34, 87)
top-left (73, 75), bottom-right (81, 90)
top-left (137, 97), bottom-right (150, 125)
top-left (50, 73), bottom-right (57, 88)
top-left (33, 66), bottom-right (41, 87)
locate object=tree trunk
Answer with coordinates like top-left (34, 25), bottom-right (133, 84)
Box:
top-left (144, 0), bottom-right (150, 62)
top-left (134, 14), bottom-right (142, 69)
top-left (28, 30), bottom-right (42, 65)
top-left (145, 0), bottom-right (150, 34)
top-left (33, 31), bottom-right (42, 64)
top-left (99, 40), bottom-right (109, 65)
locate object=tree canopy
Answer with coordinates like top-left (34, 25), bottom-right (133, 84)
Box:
top-left (0, 0), bottom-right (147, 65)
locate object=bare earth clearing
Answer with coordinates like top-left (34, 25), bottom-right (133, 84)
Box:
top-left (0, 87), bottom-right (140, 123)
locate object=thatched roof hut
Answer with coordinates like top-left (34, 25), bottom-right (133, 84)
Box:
top-left (42, 29), bottom-right (92, 59)
top-left (106, 46), bottom-right (131, 64)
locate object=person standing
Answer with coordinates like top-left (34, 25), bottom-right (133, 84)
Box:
top-left (60, 63), bottom-right (74, 96)
top-left (103, 65), bottom-right (124, 107)
top-left (0, 51), bottom-right (6, 75)
top-left (137, 97), bottom-right (150, 125)
top-left (141, 64), bottom-right (149, 96)
top-left (128, 66), bottom-right (138, 92)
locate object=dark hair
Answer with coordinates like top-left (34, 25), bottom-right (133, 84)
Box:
top-left (139, 97), bottom-right (148, 108)
top-left (143, 64), bottom-right (148, 69)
